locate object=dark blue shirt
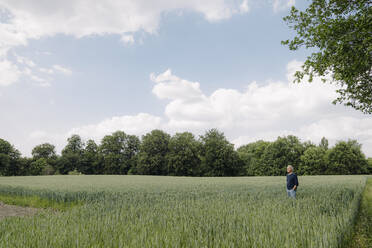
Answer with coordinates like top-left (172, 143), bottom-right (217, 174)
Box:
top-left (286, 173), bottom-right (299, 190)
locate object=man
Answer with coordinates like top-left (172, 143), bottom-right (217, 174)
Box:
top-left (286, 165), bottom-right (298, 198)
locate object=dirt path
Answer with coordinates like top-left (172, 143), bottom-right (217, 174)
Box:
top-left (0, 202), bottom-right (39, 220)
top-left (350, 177), bottom-right (372, 248)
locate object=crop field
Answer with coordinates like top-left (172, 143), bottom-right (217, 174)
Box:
top-left (0, 175), bottom-right (367, 247)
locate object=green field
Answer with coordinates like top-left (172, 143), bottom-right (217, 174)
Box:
top-left (0, 175), bottom-right (368, 247)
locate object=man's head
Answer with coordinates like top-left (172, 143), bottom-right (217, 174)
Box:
top-left (287, 165), bottom-right (293, 173)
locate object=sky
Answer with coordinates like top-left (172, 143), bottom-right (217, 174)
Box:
top-left (0, 0), bottom-right (371, 157)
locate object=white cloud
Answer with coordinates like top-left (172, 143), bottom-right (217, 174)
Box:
top-left (233, 116), bottom-right (372, 155)
top-left (39, 67), bottom-right (54, 74)
top-left (52, 65), bottom-right (72, 75)
top-left (149, 62), bottom-right (371, 156)
top-left (0, 0), bottom-right (250, 86)
top-left (16, 55), bottom-right (35, 67)
top-left (30, 75), bottom-right (50, 87)
top-left (39, 65), bottom-right (72, 77)
top-left (120, 34), bottom-right (135, 44)
top-left (22, 65), bottom-right (50, 87)
top-left (0, 53), bottom-right (70, 87)
top-left (25, 60), bottom-right (372, 157)
top-left (29, 130), bottom-right (48, 140)
top-left (150, 63), bottom-right (341, 132)
top-left (0, 59), bottom-right (21, 86)
top-left (0, 0), bottom-right (249, 44)
top-left (0, 22), bottom-right (29, 54)
top-left (27, 130), bottom-right (67, 156)
top-left (273, 0), bottom-right (295, 13)
top-left (27, 114), bottom-right (163, 155)
top-left (151, 69), bottom-right (204, 101)
top-left (298, 117), bottom-right (372, 143)
top-left (62, 60), bottom-right (372, 156)
top-left (239, 0), bottom-right (250, 13)
top-left (67, 113), bottom-right (163, 141)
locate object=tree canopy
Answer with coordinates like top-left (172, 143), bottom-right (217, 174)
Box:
top-left (32, 143), bottom-right (57, 160)
top-left (136, 130), bottom-right (170, 175)
top-left (237, 140), bottom-right (270, 176)
top-left (0, 138), bottom-right (21, 176)
top-left (58, 135), bottom-right (85, 174)
top-left (199, 129), bottom-right (242, 176)
top-left (325, 140), bottom-right (369, 174)
top-left (167, 132), bottom-right (201, 176)
top-left (100, 131), bottom-right (140, 175)
top-left (0, 129), bottom-right (370, 176)
top-left (282, 0), bottom-right (372, 113)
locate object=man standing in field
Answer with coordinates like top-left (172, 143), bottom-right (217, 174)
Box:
top-left (286, 165), bottom-right (298, 198)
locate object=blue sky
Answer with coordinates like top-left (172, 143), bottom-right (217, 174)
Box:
top-left (1, 0), bottom-right (371, 156)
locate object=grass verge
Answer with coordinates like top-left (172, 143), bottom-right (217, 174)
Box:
top-left (0, 194), bottom-right (82, 211)
top-left (350, 177), bottom-right (372, 248)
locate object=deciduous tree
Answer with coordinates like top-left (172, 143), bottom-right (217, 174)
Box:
top-left (31, 143), bottom-right (58, 173)
top-left (59, 135), bottom-right (85, 174)
top-left (199, 129), bottom-right (242, 176)
top-left (261, 136), bottom-right (305, 175)
top-left (0, 138), bottom-right (21, 176)
top-left (31, 143), bottom-right (57, 160)
top-left (237, 140), bottom-right (270, 176)
top-left (300, 147), bottom-right (327, 175)
top-left (325, 140), bottom-right (369, 174)
top-left (282, 0), bottom-right (372, 113)
top-left (167, 132), bottom-right (201, 176)
top-left (81, 139), bottom-right (103, 174)
top-left (136, 130), bottom-right (170, 175)
top-left (100, 131), bottom-right (140, 174)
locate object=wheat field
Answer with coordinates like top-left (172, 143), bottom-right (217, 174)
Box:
top-left (0, 175), bottom-right (367, 247)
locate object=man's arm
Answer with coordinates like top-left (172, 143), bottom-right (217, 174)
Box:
top-left (293, 175), bottom-right (298, 190)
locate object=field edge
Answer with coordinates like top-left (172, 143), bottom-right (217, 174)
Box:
top-left (0, 193), bottom-right (82, 211)
top-left (350, 177), bottom-right (372, 248)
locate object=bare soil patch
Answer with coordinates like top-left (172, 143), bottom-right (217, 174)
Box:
top-left (0, 201), bottom-right (39, 220)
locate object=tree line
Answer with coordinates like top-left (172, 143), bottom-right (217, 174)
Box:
top-left (0, 129), bottom-right (371, 176)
